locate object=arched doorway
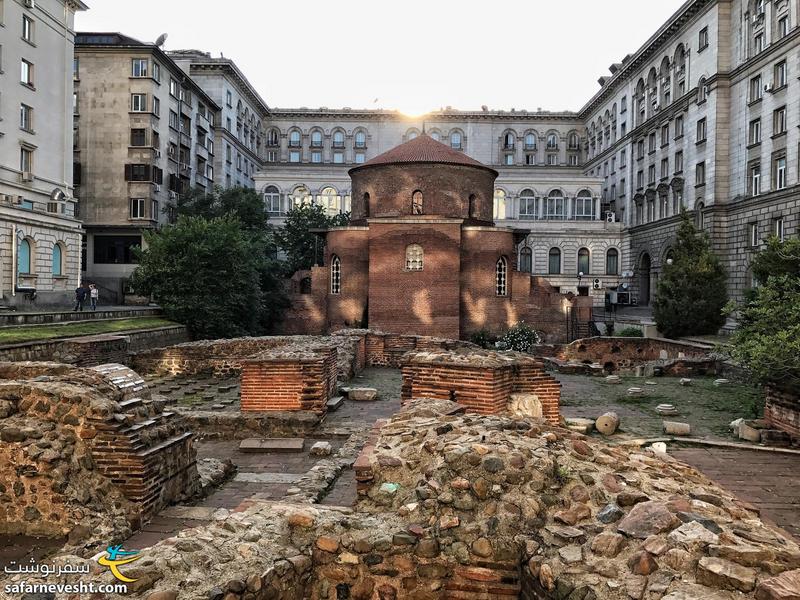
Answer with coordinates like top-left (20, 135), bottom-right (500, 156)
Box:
top-left (639, 253), bottom-right (651, 305)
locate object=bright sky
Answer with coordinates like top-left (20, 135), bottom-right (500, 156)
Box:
top-left (77, 0), bottom-right (687, 115)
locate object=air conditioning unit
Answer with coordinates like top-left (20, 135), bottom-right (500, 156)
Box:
top-left (0, 194), bottom-right (11, 203)
top-left (606, 212), bottom-right (616, 223)
top-left (169, 191), bottom-right (178, 200)
top-left (153, 184), bottom-right (161, 192)
top-left (21, 172), bottom-right (33, 182)
top-left (765, 84), bottom-right (774, 93)
top-left (154, 150), bottom-right (162, 159)
top-left (592, 279), bottom-right (603, 290)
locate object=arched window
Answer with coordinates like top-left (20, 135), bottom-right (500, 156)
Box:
top-left (430, 130), bottom-right (441, 141)
top-left (519, 189), bottom-right (537, 220)
top-left (493, 189), bottom-right (506, 220)
top-left (606, 248), bottom-right (619, 275)
top-left (577, 248), bottom-right (590, 275)
top-left (503, 132), bottom-right (515, 149)
top-left (52, 243), bottom-right (63, 276)
top-left (696, 201), bottom-right (705, 228)
top-left (310, 130), bottom-right (323, 147)
top-left (545, 189), bottom-right (565, 220)
top-left (363, 192), bottom-right (370, 218)
top-left (407, 129), bottom-right (419, 140)
top-left (575, 189), bottom-right (594, 220)
top-left (405, 244), bottom-right (423, 271)
top-left (18, 239), bottom-right (31, 275)
top-left (524, 132), bottom-right (536, 149)
top-left (411, 190), bottom-right (424, 215)
top-left (267, 129), bottom-right (279, 146)
top-left (263, 185), bottom-right (281, 213)
top-left (333, 130), bottom-right (345, 148)
top-left (289, 130), bottom-right (301, 147)
top-left (318, 187), bottom-right (340, 216)
top-left (496, 257), bottom-right (508, 296)
top-left (468, 194), bottom-right (477, 218)
top-left (568, 132), bottom-right (579, 149)
top-left (450, 131), bottom-right (462, 149)
top-left (698, 77), bottom-right (707, 102)
top-left (330, 255), bottom-right (341, 294)
top-left (546, 133), bottom-right (558, 149)
top-left (354, 131), bottom-right (366, 148)
top-left (519, 247), bottom-right (532, 272)
top-left (548, 247), bottom-right (561, 275)
top-left (290, 185), bottom-right (311, 208)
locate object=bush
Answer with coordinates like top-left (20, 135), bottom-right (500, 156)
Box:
top-left (496, 322), bottom-right (542, 352)
top-left (603, 321), bottom-right (615, 336)
top-left (617, 327), bottom-right (644, 338)
top-left (470, 330), bottom-right (498, 349)
top-left (653, 210), bottom-right (728, 338)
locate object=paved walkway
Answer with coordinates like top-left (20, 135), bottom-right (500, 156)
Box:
top-left (672, 446), bottom-right (800, 541)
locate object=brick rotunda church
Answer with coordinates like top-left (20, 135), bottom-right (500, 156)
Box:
top-left (282, 134), bottom-right (592, 341)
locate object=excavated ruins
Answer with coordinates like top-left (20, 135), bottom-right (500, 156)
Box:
top-left (1, 330), bottom-right (800, 599)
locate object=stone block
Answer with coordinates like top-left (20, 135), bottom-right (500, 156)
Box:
top-left (326, 396), bottom-right (344, 411)
top-left (349, 388), bottom-right (378, 402)
top-left (310, 441), bottom-right (332, 456)
top-left (238, 438), bottom-right (305, 453)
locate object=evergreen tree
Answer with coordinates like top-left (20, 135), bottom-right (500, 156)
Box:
top-left (274, 203), bottom-right (349, 277)
top-left (652, 210), bottom-right (728, 338)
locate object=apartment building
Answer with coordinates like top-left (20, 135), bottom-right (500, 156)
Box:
top-left (0, 0), bottom-right (87, 306)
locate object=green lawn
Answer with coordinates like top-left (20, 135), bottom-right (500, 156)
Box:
top-left (0, 318), bottom-right (179, 344)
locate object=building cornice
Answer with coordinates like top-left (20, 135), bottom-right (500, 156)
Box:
top-left (177, 59), bottom-right (271, 117)
top-left (269, 108), bottom-right (580, 123)
top-left (578, 0), bottom-right (715, 118)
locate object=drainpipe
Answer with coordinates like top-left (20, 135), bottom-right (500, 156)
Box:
top-left (11, 223), bottom-right (17, 297)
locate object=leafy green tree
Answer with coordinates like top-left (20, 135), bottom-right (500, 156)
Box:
top-left (274, 203), bottom-right (349, 277)
top-left (176, 186), bottom-right (270, 232)
top-left (131, 216), bottom-right (285, 339)
top-left (653, 210), bottom-right (728, 338)
top-left (729, 237), bottom-right (800, 388)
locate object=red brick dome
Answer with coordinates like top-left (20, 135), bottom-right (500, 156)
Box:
top-left (349, 133), bottom-right (497, 175)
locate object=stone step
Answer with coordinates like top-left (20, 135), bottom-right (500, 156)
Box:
top-left (238, 438), bottom-right (305, 453)
top-left (0, 307), bottom-right (162, 327)
top-left (117, 398), bottom-right (145, 410)
top-left (136, 431), bottom-right (193, 457)
top-left (326, 396), bottom-right (345, 411)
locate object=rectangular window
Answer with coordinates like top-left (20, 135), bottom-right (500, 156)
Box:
top-left (152, 96), bottom-right (160, 116)
top-left (333, 152), bottom-right (344, 164)
top-left (750, 162), bottom-right (761, 196)
top-left (661, 123), bottom-right (669, 146)
top-left (778, 16), bottom-right (789, 38)
top-left (20, 58), bottom-right (33, 86)
top-left (225, 144), bottom-right (232, 163)
top-left (620, 96), bottom-right (627, 113)
top-left (73, 57), bottom-right (79, 79)
top-left (775, 217), bottom-right (785, 241)
top-left (129, 197), bottom-right (146, 219)
top-left (152, 62), bottom-right (160, 82)
top-left (696, 118), bottom-right (707, 142)
top-left (132, 58), bottom-right (148, 78)
top-left (568, 154), bottom-right (578, 166)
top-left (22, 15), bottom-right (33, 42)
top-left (131, 93), bottom-right (147, 112)
top-left (20, 147), bottom-right (33, 173)
top-left (750, 75), bottom-right (762, 101)
top-left (526, 153), bottom-right (536, 165)
top-left (19, 103), bottom-right (32, 132)
top-left (637, 139), bottom-right (644, 158)
top-left (696, 161), bottom-right (706, 185)
top-left (620, 122), bottom-right (627, 137)
top-left (169, 110), bottom-right (179, 129)
top-left (226, 90), bottom-right (232, 107)
top-left (266, 150), bottom-right (277, 163)
top-left (749, 118), bottom-right (761, 144)
top-left (130, 128), bottom-right (146, 146)
top-left (749, 222), bottom-right (759, 247)
top-left (661, 157), bottom-right (669, 179)
top-left (311, 151), bottom-right (322, 163)
top-left (547, 154), bottom-right (557, 165)
top-left (674, 150), bottom-right (683, 173)
top-left (773, 106), bottom-right (787, 135)
top-left (575, 196), bottom-right (594, 220)
top-left (637, 170), bottom-right (644, 189)
top-left (674, 115), bottom-right (684, 137)
top-left (169, 78), bottom-right (178, 98)
top-left (754, 33), bottom-right (764, 54)
top-left (775, 60), bottom-right (787, 88)
top-left (648, 164), bottom-right (656, 184)
top-left (289, 151), bottom-right (300, 163)
top-left (648, 132), bottom-right (656, 152)
top-left (620, 149), bottom-right (626, 168)
top-left (520, 196), bottom-right (537, 220)
top-left (355, 153), bottom-right (365, 164)
top-left (775, 156), bottom-right (787, 190)
top-left (698, 26), bottom-right (709, 50)
top-left (93, 235), bottom-right (141, 264)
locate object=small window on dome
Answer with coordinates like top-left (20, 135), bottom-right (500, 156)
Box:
top-left (405, 244), bottom-right (423, 271)
top-left (412, 190), bottom-right (424, 215)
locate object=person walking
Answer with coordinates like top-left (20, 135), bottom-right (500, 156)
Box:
top-left (73, 284), bottom-right (87, 312)
top-left (89, 284), bottom-right (99, 311)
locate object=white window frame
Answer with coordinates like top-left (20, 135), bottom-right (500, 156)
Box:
top-left (129, 197), bottom-right (146, 219)
top-left (131, 93), bottom-right (147, 112)
top-left (131, 58), bottom-right (148, 78)
top-left (776, 157), bottom-right (787, 190)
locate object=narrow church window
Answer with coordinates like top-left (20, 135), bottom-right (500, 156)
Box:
top-left (405, 244), bottom-right (423, 271)
top-left (519, 247), bottom-right (532, 272)
top-left (468, 194), bottom-right (477, 218)
top-left (412, 190), bottom-right (424, 215)
top-left (363, 192), bottom-right (370, 218)
top-left (330, 255), bottom-right (341, 294)
top-left (496, 257), bottom-right (508, 296)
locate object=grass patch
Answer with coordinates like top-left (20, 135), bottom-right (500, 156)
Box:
top-left (0, 318), bottom-right (178, 344)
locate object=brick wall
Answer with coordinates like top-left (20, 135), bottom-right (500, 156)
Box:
top-left (552, 336), bottom-right (712, 372)
top-left (239, 347), bottom-right (337, 414)
top-left (363, 331), bottom-right (477, 367)
top-left (400, 350), bottom-right (560, 423)
top-left (765, 384), bottom-right (800, 440)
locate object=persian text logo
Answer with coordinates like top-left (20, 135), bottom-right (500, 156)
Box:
top-left (96, 545), bottom-right (140, 583)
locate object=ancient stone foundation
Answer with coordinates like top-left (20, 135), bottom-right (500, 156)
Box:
top-left (0, 361), bottom-right (198, 542)
top-left (400, 348), bottom-right (561, 422)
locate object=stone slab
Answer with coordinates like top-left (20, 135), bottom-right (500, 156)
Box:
top-left (238, 438), bottom-right (305, 453)
top-left (326, 396), bottom-right (345, 411)
top-left (233, 472), bottom-right (303, 484)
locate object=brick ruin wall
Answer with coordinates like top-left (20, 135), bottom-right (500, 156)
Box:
top-left (765, 384), bottom-right (800, 440)
top-left (551, 336), bottom-right (716, 374)
top-left (363, 331), bottom-right (478, 367)
top-left (400, 350), bottom-right (561, 423)
top-left (0, 361), bottom-right (198, 541)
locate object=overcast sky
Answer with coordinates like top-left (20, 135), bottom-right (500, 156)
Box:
top-left (77, 0), bottom-right (687, 114)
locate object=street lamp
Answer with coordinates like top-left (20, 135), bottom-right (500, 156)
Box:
top-left (666, 258), bottom-right (673, 266)
top-left (577, 271), bottom-right (584, 286)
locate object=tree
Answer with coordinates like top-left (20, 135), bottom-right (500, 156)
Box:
top-left (652, 210), bottom-right (728, 338)
top-left (131, 215), bottom-right (286, 339)
top-left (274, 203), bottom-right (349, 277)
top-left (176, 186), bottom-right (270, 232)
top-left (729, 237), bottom-right (800, 388)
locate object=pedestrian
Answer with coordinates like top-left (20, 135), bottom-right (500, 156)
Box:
top-left (73, 283), bottom-right (87, 312)
top-left (89, 283), bottom-right (99, 311)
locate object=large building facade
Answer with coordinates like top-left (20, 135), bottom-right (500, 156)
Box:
top-left (73, 34), bottom-right (220, 300)
top-left (0, 0), bottom-right (87, 306)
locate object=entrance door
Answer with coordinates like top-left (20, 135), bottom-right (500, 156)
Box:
top-left (640, 253), bottom-right (651, 305)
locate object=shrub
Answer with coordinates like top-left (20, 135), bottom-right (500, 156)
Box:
top-left (617, 327), bottom-right (644, 338)
top-left (470, 330), bottom-right (498, 349)
top-left (653, 210), bottom-right (728, 338)
top-left (603, 321), bottom-right (615, 336)
top-left (496, 322), bottom-right (542, 352)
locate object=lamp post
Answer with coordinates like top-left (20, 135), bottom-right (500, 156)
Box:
top-left (577, 271), bottom-right (584, 291)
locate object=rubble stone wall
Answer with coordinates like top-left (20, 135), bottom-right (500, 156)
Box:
top-left (400, 349), bottom-right (561, 422)
top-left (765, 384), bottom-right (800, 439)
top-left (553, 337), bottom-right (714, 372)
top-left (364, 331), bottom-right (478, 367)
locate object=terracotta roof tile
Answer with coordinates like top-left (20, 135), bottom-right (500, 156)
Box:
top-left (350, 134), bottom-right (496, 174)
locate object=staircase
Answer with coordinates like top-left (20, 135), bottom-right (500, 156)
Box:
top-left (0, 306), bottom-right (162, 327)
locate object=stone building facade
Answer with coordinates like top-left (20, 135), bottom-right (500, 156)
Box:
top-left (0, 0), bottom-right (87, 307)
top-left (73, 33), bottom-right (221, 300)
top-left (168, 50), bottom-right (269, 191)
